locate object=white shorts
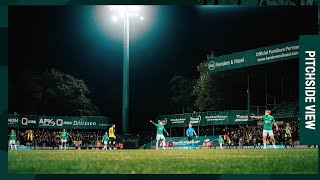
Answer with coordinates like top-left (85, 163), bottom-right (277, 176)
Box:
top-left (263, 130), bottom-right (274, 137)
top-left (104, 142), bottom-right (108, 145)
top-left (156, 134), bottom-right (165, 140)
top-left (61, 139), bottom-right (67, 143)
top-left (9, 140), bottom-right (15, 145)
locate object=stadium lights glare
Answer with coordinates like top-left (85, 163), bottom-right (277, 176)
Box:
top-left (111, 16), bottom-right (118, 22)
top-left (109, 5), bottom-right (144, 22)
top-left (107, 5), bottom-right (145, 134)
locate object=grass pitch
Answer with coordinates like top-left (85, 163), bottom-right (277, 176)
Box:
top-left (8, 148), bottom-right (318, 174)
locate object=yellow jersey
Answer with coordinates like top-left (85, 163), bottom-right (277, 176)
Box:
top-left (27, 130), bottom-right (33, 140)
top-left (285, 126), bottom-right (291, 137)
top-left (109, 127), bottom-right (115, 138)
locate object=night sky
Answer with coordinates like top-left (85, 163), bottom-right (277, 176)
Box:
top-left (9, 6), bottom-right (318, 134)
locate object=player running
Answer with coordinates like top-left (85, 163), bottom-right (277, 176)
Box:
top-left (218, 135), bottom-right (224, 149)
top-left (251, 110), bottom-right (278, 149)
top-left (186, 124), bottom-right (198, 149)
top-left (108, 124), bottom-right (116, 150)
top-left (9, 129), bottom-right (17, 150)
top-left (60, 129), bottom-right (71, 150)
top-left (103, 132), bottom-right (109, 150)
top-left (150, 120), bottom-right (169, 150)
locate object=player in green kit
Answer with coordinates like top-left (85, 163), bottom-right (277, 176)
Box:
top-left (9, 129), bottom-right (17, 150)
top-left (150, 120), bottom-right (169, 150)
top-left (102, 132), bottom-right (109, 150)
top-left (218, 135), bottom-right (224, 149)
top-left (60, 129), bottom-right (71, 150)
top-left (251, 110), bottom-right (278, 149)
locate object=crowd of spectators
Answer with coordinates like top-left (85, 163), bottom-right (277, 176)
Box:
top-left (8, 120), bottom-right (299, 149)
top-left (8, 129), bottom-right (130, 148)
top-left (213, 121), bottom-right (299, 147)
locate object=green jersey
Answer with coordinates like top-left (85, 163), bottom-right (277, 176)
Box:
top-left (10, 132), bottom-right (16, 140)
top-left (61, 132), bottom-right (68, 140)
top-left (103, 134), bottom-right (109, 142)
top-left (262, 115), bottom-right (275, 131)
top-left (218, 137), bottom-right (223, 144)
top-left (151, 121), bottom-right (168, 135)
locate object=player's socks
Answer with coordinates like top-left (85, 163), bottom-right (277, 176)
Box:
top-left (10, 145), bottom-right (13, 150)
top-left (192, 143), bottom-right (195, 149)
top-left (156, 140), bottom-right (159, 150)
top-left (14, 145), bottom-right (17, 150)
top-left (263, 143), bottom-right (266, 149)
top-left (64, 146), bottom-right (66, 150)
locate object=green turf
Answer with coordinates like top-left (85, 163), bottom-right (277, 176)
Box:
top-left (8, 148), bottom-right (318, 174)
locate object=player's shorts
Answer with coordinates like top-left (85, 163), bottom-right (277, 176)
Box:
top-left (27, 135), bottom-right (33, 141)
top-left (187, 136), bottom-right (194, 141)
top-left (109, 137), bottom-right (116, 144)
top-left (156, 134), bottom-right (165, 140)
top-left (263, 130), bottom-right (274, 137)
top-left (9, 140), bottom-right (15, 145)
top-left (104, 141), bottom-right (108, 145)
top-left (61, 139), bottom-right (67, 143)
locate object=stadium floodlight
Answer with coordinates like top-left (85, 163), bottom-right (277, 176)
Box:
top-left (111, 16), bottom-right (118, 22)
top-left (109, 5), bottom-right (144, 21)
top-left (109, 5), bottom-right (144, 135)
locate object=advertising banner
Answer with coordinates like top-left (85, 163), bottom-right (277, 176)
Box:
top-left (208, 41), bottom-right (299, 73)
top-left (158, 110), bottom-right (298, 128)
top-left (158, 110), bottom-right (252, 128)
top-left (7, 114), bottom-right (111, 129)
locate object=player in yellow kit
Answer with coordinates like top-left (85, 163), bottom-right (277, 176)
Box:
top-left (27, 129), bottom-right (33, 145)
top-left (285, 123), bottom-right (293, 148)
top-left (108, 124), bottom-right (116, 150)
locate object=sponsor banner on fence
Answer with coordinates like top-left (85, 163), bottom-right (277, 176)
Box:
top-left (8, 114), bottom-right (111, 129)
top-left (8, 146), bottom-right (35, 150)
top-left (158, 110), bottom-right (299, 128)
top-left (208, 41), bottom-right (299, 73)
top-left (35, 147), bottom-right (77, 150)
top-left (158, 110), bottom-right (253, 127)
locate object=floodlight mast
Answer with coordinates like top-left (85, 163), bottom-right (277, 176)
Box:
top-left (110, 6), bottom-right (143, 135)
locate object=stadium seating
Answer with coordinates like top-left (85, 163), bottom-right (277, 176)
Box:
top-left (272, 101), bottom-right (298, 115)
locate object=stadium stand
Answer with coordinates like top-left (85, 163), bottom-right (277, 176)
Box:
top-left (272, 101), bottom-right (298, 114)
top-left (8, 129), bottom-right (140, 149)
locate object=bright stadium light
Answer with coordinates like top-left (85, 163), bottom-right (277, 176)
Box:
top-left (111, 16), bottom-right (118, 22)
top-left (95, 5), bottom-right (150, 134)
top-left (108, 5), bottom-right (145, 134)
top-left (109, 5), bottom-right (144, 21)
